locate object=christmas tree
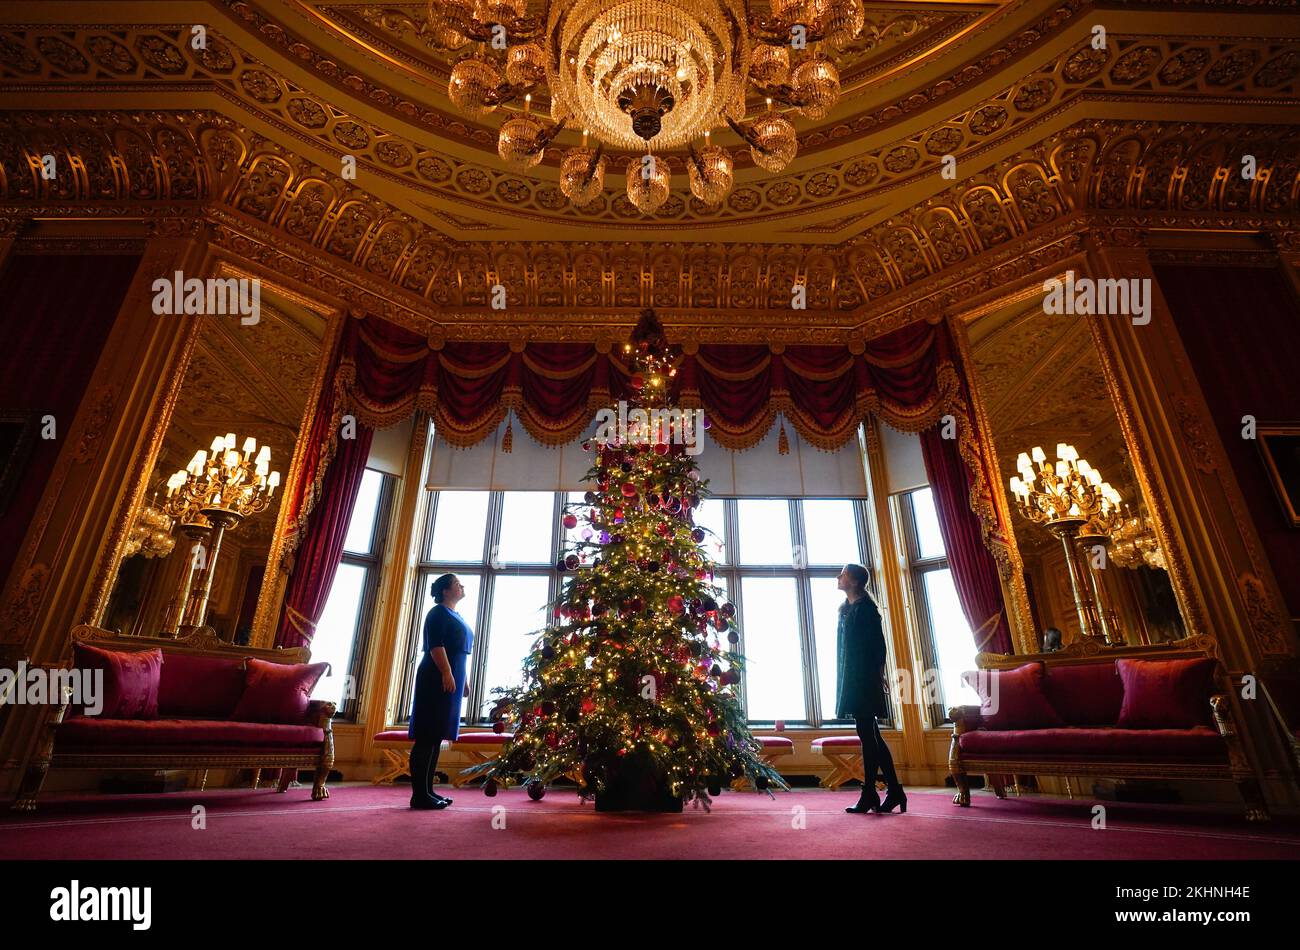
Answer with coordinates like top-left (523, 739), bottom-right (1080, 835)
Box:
top-left (466, 310), bottom-right (788, 811)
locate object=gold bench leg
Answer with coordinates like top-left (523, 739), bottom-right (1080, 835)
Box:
top-left (372, 748), bottom-right (411, 785)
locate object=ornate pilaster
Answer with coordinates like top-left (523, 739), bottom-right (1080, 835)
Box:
top-left (1084, 238), bottom-right (1299, 808)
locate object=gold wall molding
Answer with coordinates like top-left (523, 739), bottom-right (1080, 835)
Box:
top-left (2, 111), bottom-right (1299, 341)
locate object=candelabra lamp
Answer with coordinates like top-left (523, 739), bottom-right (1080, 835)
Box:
top-left (1077, 485), bottom-right (1125, 645)
top-left (1008, 443), bottom-right (1120, 645)
top-left (164, 434), bottom-right (280, 630)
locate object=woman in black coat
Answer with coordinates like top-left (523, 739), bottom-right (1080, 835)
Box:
top-left (408, 573), bottom-right (474, 810)
top-left (835, 563), bottom-right (906, 815)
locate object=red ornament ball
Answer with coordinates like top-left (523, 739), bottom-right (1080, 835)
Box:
top-left (621, 482), bottom-right (637, 497)
top-left (562, 513), bottom-right (578, 529)
top-left (667, 595), bottom-right (685, 614)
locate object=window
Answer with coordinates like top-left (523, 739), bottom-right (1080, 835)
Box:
top-left (707, 496), bottom-right (882, 727)
top-left (398, 490), bottom-right (562, 726)
top-left (400, 485), bottom-right (881, 727)
top-left (313, 468), bottom-right (395, 718)
top-left (898, 486), bottom-right (978, 725)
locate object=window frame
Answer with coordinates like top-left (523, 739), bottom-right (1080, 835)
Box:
top-left (329, 468), bottom-right (396, 721)
top-left (396, 489), bottom-right (883, 729)
top-left (896, 487), bottom-right (956, 729)
top-left (396, 490), bottom-right (566, 726)
top-left (709, 496), bottom-right (884, 728)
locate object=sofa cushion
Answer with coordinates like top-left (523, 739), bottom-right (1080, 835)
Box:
top-left (72, 643), bottom-right (162, 719)
top-left (157, 652), bottom-right (247, 719)
top-left (1118, 657), bottom-right (1217, 729)
top-left (57, 717), bottom-right (324, 749)
top-left (1043, 662), bottom-right (1125, 726)
top-left (958, 726), bottom-right (1226, 761)
top-left (961, 662), bottom-right (1064, 730)
top-left (231, 659), bottom-right (329, 725)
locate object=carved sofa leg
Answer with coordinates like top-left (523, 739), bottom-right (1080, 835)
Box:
top-left (990, 775), bottom-right (1008, 800)
top-left (10, 697), bottom-right (69, 812)
top-left (277, 768), bottom-right (294, 793)
top-left (311, 703), bottom-right (337, 801)
top-left (1211, 693), bottom-right (1270, 822)
top-left (948, 705), bottom-right (976, 806)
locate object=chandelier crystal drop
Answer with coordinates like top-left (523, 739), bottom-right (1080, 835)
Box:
top-left (750, 44), bottom-right (790, 85)
top-left (498, 112), bottom-right (548, 168)
top-left (449, 55), bottom-right (505, 115)
top-left (560, 144), bottom-right (607, 203)
top-left (625, 153), bottom-right (671, 213)
top-left (792, 54), bottom-right (840, 120)
top-left (688, 143), bottom-right (734, 205)
top-left (429, 0), bottom-right (865, 213)
top-left (746, 110), bottom-right (798, 172)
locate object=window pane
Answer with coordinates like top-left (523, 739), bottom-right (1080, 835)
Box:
top-left (343, 469), bottom-right (383, 555)
top-left (692, 496), bottom-right (728, 565)
top-left (911, 487), bottom-right (946, 561)
top-left (737, 576), bottom-right (806, 721)
top-left (563, 491), bottom-right (590, 551)
top-left (479, 574), bottom-right (551, 718)
top-left (410, 572), bottom-right (481, 720)
top-left (497, 491), bottom-right (555, 564)
top-left (802, 499), bottom-right (862, 566)
top-left (428, 491), bottom-right (490, 562)
top-left (736, 499), bottom-right (792, 566)
top-left (313, 563), bottom-right (368, 708)
top-left (809, 576), bottom-right (850, 722)
top-left (922, 568), bottom-right (979, 709)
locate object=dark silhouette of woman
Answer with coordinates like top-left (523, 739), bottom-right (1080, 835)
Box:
top-left (408, 573), bottom-right (474, 810)
top-left (835, 563), bottom-right (906, 815)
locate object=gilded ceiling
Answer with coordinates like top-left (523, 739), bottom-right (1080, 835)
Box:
top-left (1, 0), bottom-right (1298, 243)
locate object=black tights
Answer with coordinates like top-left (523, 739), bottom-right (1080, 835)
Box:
top-left (855, 716), bottom-right (900, 798)
top-left (409, 734), bottom-right (444, 804)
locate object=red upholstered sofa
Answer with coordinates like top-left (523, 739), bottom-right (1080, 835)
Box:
top-left (948, 636), bottom-right (1267, 821)
top-left (11, 625), bottom-right (335, 811)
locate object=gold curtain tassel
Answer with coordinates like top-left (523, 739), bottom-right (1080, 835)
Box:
top-left (777, 421), bottom-right (790, 456)
top-left (502, 418), bottom-right (514, 453)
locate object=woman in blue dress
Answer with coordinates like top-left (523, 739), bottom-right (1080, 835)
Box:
top-left (408, 573), bottom-right (474, 810)
top-left (835, 563), bottom-right (906, 815)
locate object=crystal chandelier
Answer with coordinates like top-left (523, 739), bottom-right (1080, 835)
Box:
top-left (162, 434), bottom-right (280, 629)
top-left (1008, 443), bottom-right (1123, 644)
top-left (429, 0), bottom-right (864, 212)
top-left (123, 501), bottom-right (176, 560)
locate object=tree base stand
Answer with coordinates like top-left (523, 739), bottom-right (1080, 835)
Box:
top-left (593, 751), bottom-right (684, 813)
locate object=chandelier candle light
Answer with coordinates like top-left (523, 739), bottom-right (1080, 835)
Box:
top-left (164, 434), bottom-right (280, 630)
top-left (430, 0), bottom-right (865, 212)
top-left (1008, 443), bottom-right (1121, 644)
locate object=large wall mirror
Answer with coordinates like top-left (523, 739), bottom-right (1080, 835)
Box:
top-left (101, 290), bottom-right (325, 642)
top-left (967, 302), bottom-right (1187, 649)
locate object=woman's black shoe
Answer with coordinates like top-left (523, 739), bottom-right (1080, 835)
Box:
top-left (874, 788), bottom-right (907, 813)
top-left (845, 791), bottom-right (881, 814)
top-left (433, 791), bottom-right (452, 804)
top-left (410, 797), bottom-right (450, 810)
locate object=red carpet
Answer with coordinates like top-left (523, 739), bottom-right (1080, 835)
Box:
top-left (2, 784), bottom-right (1297, 860)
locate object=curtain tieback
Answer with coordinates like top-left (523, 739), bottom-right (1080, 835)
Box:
top-left (972, 611), bottom-right (1004, 652)
top-left (285, 605), bottom-right (317, 645)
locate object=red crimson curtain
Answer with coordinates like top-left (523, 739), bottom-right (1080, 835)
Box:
top-left (275, 424), bottom-right (374, 649)
top-left (281, 310), bottom-right (1006, 561)
top-left (920, 427), bottom-right (1014, 655)
top-left (0, 253), bottom-right (141, 590)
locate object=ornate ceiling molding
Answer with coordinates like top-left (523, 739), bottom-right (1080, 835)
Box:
top-left (1, 109), bottom-right (1298, 336)
top-left (0, 4), bottom-right (1297, 233)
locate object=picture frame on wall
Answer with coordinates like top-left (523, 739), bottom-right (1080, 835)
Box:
top-left (0, 410), bottom-right (40, 517)
top-left (1257, 425), bottom-right (1300, 527)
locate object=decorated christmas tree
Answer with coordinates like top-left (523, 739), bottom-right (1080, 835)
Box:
top-left (467, 310), bottom-right (788, 811)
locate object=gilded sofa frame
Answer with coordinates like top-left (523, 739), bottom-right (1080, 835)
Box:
top-left (10, 625), bottom-right (336, 811)
top-left (947, 635), bottom-right (1268, 821)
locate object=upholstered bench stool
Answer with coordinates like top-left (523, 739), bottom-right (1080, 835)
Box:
top-left (370, 730), bottom-right (513, 787)
top-left (730, 735), bottom-right (795, 790)
top-left (811, 735), bottom-right (864, 790)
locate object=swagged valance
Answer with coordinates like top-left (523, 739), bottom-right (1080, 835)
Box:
top-left (281, 310), bottom-right (1006, 557)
